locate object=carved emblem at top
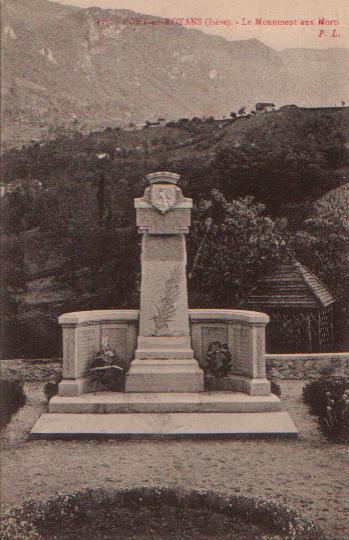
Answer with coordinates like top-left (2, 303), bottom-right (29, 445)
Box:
top-left (145, 172), bottom-right (182, 215)
top-left (150, 184), bottom-right (179, 214)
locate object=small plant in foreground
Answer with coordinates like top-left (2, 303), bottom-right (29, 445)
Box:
top-left (43, 374), bottom-right (62, 403)
top-left (303, 375), bottom-right (349, 442)
top-left (87, 336), bottom-right (125, 392)
top-left (206, 341), bottom-right (232, 378)
top-left (270, 380), bottom-right (282, 397)
top-left (303, 375), bottom-right (348, 416)
top-left (0, 379), bottom-right (26, 430)
top-left (266, 364), bottom-right (282, 397)
top-left (320, 389), bottom-right (349, 442)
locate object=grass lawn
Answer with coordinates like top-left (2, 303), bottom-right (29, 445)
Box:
top-left (1, 380), bottom-right (348, 539)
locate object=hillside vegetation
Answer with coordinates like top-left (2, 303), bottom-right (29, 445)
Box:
top-left (1, 108), bottom-right (348, 357)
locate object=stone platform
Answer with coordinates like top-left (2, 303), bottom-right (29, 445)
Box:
top-left (30, 411), bottom-right (298, 439)
top-left (30, 391), bottom-right (298, 439)
top-left (49, 391), bottom-right (282, 414)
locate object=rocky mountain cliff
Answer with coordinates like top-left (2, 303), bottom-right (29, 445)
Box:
top-left (2, 0), bottom-right (348, 148)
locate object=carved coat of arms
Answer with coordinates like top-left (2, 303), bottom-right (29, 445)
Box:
top-left (150, 184), bottom-right (178, 214)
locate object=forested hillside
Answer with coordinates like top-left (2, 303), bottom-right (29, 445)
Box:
top-left (1, 107), bottom-right (348, 356)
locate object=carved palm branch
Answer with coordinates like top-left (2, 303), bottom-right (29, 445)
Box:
top-left (152, 265), bottom-right (181, 334)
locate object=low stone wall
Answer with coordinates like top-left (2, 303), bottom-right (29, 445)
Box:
top-left (266, 353), bottom-right (349, 379)
top-left (0, 359), bottom-right (62, 382)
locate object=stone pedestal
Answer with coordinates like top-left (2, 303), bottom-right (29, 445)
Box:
top-left (125, 172), bottom-right (204, 392)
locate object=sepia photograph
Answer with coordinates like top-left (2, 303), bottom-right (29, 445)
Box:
top-left (1, 0), bottom-right (348, 538)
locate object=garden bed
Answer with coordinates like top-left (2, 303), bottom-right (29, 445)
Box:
top-left (1, 487), bottom-right (323, 540)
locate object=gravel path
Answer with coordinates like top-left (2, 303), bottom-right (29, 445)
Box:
top-left (1, 381), bottom-right (348, 539)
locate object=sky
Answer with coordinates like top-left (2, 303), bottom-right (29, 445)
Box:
top-left (50, 0), bottom-right (349, 49)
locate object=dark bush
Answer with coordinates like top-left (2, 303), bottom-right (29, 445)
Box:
top-left (0, 378), bottom-right (26, 430)
top-left (43, 374), bottom-right (62, 403)
top-left (319, 389), bottom-right (349, 442)
top-left (303, 376), bottom-right (348, 416)
top-left (303, 376), bottom-right (349, 442)
top-left (270, 380), bottom-right (281, 397)
top-left (266, 363), bottom-right (281, 397)
top-left (43, 382), bottom-right (58, 402)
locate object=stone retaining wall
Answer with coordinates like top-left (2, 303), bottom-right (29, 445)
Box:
top-left (266, 353), bottom-right (349, 379)
top-left (0, 359), bottom-right (62, 382)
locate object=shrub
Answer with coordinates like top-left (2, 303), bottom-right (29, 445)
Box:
top-left (303, 375), bottom-right (348, 416)
top-left (0, 379), bottom-right (26, 430)
top-left (43, 374), bottom-right (62, 403)
top-left (319, 389), bottom-right (349, 443)
top-left (205, 341), bottom-right (232, 378)
top-left (270, 380), bottom-right (282, 397)
top-left (0, 487), bottom-right (324, 540)
top-left (303, 375), bottom-right (349, 442)
top-left (266, 364), bottom-right (282, 397)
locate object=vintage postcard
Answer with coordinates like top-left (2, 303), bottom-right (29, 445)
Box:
top-left (1, 0), bottom-right (348, 538)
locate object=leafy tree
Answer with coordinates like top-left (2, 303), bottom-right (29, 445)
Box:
top-left (188, 189), bottom-right (288, 307)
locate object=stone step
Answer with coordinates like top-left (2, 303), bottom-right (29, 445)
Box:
top-left (49, 391), bottom-right (282, 414)
top-left (135, 349), bottom-right (195, 359)
top-left (127, 364), bottom-right (203, 373)
top-left (30, 411), bottom-right (298, 439)
top-left (131, 358), bottom-right (199, 366)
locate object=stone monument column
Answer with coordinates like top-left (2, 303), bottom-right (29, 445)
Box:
top-left (126, 172), bottom-right (204, 392)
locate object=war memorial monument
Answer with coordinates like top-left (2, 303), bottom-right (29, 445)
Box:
top-left (31, 172), bottom-right (298, 438)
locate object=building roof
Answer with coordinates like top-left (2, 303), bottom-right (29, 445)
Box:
top-left (255, 102), bottom-right (275, 109)
top-left (246, 261), bottom-right (336, 310)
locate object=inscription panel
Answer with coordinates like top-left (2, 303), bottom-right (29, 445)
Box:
top-left (255, 329), bottom-right (266, 377)
top-left (234, 325), bottom-right (252, 376)
top-left (63, 327), bottom-right (76, 379)
top-left (77, 326), bottom-right (99, 377)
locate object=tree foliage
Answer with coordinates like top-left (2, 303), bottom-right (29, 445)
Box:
top-left (188, 189), bottom-right (288, 307)
top-left (1, 110), bottom-right (348, 355)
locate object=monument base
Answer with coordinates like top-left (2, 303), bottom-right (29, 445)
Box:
top-left (30, 410), bottom-right (298, 439)
top-left (30, 391), bottom-right (298, 439)
top-left (125, 358), bottom-right (204, 392)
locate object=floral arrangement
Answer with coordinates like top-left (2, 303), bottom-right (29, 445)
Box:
top-left (86, 336), bottom-right (124, 392)
top-left (205, 341), bottom-right (232, 378)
